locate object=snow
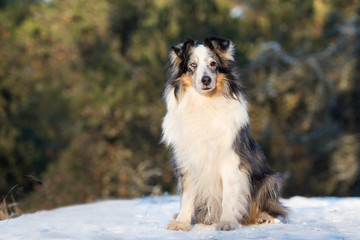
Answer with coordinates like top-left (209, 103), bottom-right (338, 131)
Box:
top-left (1, 195), bottom-right (360, 240)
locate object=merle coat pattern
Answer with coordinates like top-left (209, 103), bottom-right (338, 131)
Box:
top-left (162, 37), bottom-right (287, 231)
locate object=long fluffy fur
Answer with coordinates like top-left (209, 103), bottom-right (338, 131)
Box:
top-left (162, 37), bottom-right (287, 231)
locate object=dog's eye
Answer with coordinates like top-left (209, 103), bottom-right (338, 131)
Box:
top-left (210, 61), bottom-right (217, 67)
top-left (190, 62), bottom-right (197, 68)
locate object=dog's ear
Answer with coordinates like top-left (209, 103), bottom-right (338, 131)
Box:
top-left (170, 38), bottom-right (195, 63)
top-left (204, 37), bottom-right (234, 61)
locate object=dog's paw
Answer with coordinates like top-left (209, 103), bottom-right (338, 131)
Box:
top-left (256, 213), bottom-right (281, 225)
top-left (216, 220), bottom-right (239, 231)
top-left (167, 220), bottom-right (191, 231)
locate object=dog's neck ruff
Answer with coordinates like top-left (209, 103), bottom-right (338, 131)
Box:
top-left (162, 87), bottom-right (249, 159)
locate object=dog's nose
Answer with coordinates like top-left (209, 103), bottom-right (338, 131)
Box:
top-left (201, 76), bottom-right (211, 86)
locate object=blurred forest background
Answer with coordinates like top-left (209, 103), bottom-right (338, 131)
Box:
top-left (0, 0), bottom-right (359, 218)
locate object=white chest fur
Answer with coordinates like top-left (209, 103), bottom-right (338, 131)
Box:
top-left (162, 88), bottom-right (249, 172)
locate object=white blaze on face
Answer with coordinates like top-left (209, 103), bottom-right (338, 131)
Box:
top-left (190, 45), bottom-right (218, 93)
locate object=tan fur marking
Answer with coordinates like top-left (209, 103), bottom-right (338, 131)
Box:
top-left (205, 73), bottom-right (226, 97)
top-left (244, 202), bottom-right (277, 225)
top-left (172, 74), bottom-right (192, 100)
top-left (244, 202), bottom-right (262, 225)
top-left (181, 74), bottom-right (193, 89)
top-left (215, 73), bottom-right (226, 94)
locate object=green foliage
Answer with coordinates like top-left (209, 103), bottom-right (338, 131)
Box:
top-left (0, 0), bottom-right (359, 212)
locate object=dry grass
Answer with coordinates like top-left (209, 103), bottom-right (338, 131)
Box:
top-left (0, 186), bottom-right (22, 221)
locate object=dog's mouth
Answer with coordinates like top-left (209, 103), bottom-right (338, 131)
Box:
top-left (195, 80), bottom-right (216, 93)
top-left (199, 86), bottom-right (216, 93)
top-left (202, 87), bottom-right (211, 90)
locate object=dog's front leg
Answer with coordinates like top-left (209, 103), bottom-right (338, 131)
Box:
top-left (218, 155), bottom-right (250, 231)
top-left (167, 180), bottom-right (194, 231)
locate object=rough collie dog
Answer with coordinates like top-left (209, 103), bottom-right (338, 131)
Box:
top-left (162, 37), bottom-right (287, 231)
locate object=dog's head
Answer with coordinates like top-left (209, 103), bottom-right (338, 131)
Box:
top-left (169, 37), bottom-right (235, 95)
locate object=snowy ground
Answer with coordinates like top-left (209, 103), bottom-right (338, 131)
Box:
top-left (1, 195), bottom-right (360, 240)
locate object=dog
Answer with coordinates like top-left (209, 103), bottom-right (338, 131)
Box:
top-left (162, 37), bottom-right (287, 231)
